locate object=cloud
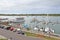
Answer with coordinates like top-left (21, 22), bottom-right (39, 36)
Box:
top-left (0, 0), bottom-right (60, 14)
top-left (0, 0), bottom-right (15, 9)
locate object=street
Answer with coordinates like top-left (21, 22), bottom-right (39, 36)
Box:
top-left (0, 28), bottom-right (43, 40)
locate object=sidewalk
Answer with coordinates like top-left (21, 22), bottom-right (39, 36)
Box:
top-left (0, 35), bottom-right (7, 39)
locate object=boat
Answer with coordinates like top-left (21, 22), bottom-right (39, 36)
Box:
top-left (45, 27), bottom-right (54, 33)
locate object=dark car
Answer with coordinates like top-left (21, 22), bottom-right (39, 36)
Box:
top-left (0, 26), bottom-right (4, 29)
top-left (6, 27), bottom-right (14, 31)
top-left (17, 30), bottom-right (25, 35)
top-left (6, 27), bottom-right (11, 30)
top-left (13, 29), bottom-right (17, 32)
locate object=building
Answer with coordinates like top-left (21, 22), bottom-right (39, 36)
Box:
top-left (9, 17), bottom-right (25, 28)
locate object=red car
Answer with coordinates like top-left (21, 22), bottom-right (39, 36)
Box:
top-left (10, 27), bottom-right (14, 31)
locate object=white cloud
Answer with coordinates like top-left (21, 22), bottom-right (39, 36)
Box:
top-left (0, 0), bottom-right (37, 10)
top-left (0, 0), bottom-right (60, 14)
top-left (15, 0), bottom-right (35, 4)
top-left (0, 0), bottom-right (60, 9)
top-left (0, 0), bottom-right (59, 9)
top-left (0, 0), bottom-right (15, 8)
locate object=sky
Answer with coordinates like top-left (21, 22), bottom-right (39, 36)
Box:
top-left (0, 0), bottom-right (60, 14)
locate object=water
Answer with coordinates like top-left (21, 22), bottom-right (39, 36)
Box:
top-left (24, 16), bottom-right (60, 34)
top-left (46, 16), bottom-right (60, 34)
top-left (0, 16), bottom-right (60, 34)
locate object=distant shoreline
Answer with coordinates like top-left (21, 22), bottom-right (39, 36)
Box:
top-left (0, 14), bottom-right (60, 16)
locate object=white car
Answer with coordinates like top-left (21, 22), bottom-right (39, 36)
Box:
top-left (13, 28), bottom-right (21, 32)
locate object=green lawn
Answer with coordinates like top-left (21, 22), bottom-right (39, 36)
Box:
top-left (44, 36), bottom-right (60, 40)
top-left (0, 38), bottom-right (7, 40)
top-left (25, 32), bottom-right (60, 40)
top-left (25, 32), bottom-right (37, 37)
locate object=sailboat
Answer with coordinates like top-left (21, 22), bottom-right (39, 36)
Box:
top-left (45, 14), bottom-right (54, 33)
top-left (45, 27), bottom-right (54, 33)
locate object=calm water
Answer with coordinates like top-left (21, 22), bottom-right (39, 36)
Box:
top-left (24, 16), bottom-right (60, 34)
top-left (46, 16), bottom-right (60, 34)
top-left (0, 16), bottom-right (60, 34)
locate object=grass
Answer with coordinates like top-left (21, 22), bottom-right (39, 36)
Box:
top-left (25, 32), bottom-right (60, 40)
top-left (0, 39), bottom-right (7, 40)
top-left (25, 32), bottom-right (37, 37)
top-left (25, 32), bottom-right (44, 38)
top-left (44, 36), bottom-right (60, 40)
top-left (0, 36), bottom-right (7, 40)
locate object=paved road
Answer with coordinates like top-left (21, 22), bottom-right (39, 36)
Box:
top-left (0, 28), bottom-right (43, 40)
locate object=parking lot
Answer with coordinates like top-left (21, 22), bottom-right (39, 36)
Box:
top-left (0, 25), bottom-right (42, 40)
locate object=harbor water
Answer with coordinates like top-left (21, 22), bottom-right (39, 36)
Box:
top-left (24, 16), bottom-right (60, 34)
top-left (0, 16), bottom-right (60, 34)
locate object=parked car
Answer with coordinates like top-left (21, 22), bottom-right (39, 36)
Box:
top-left (13, 28), bottom-right (17, 32)
top-left (6, 27), bottom-right (11, 30)
top-left (17, 30), bottom-right (25, 35)
top-left (10, 27), bottom-right (14, 31)
top-left (5, 26), bottom-right (14, 31)
top-left (13, 28), bottom-right (20, 32)
top-left (0, 26), bottom-right (4, 29)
